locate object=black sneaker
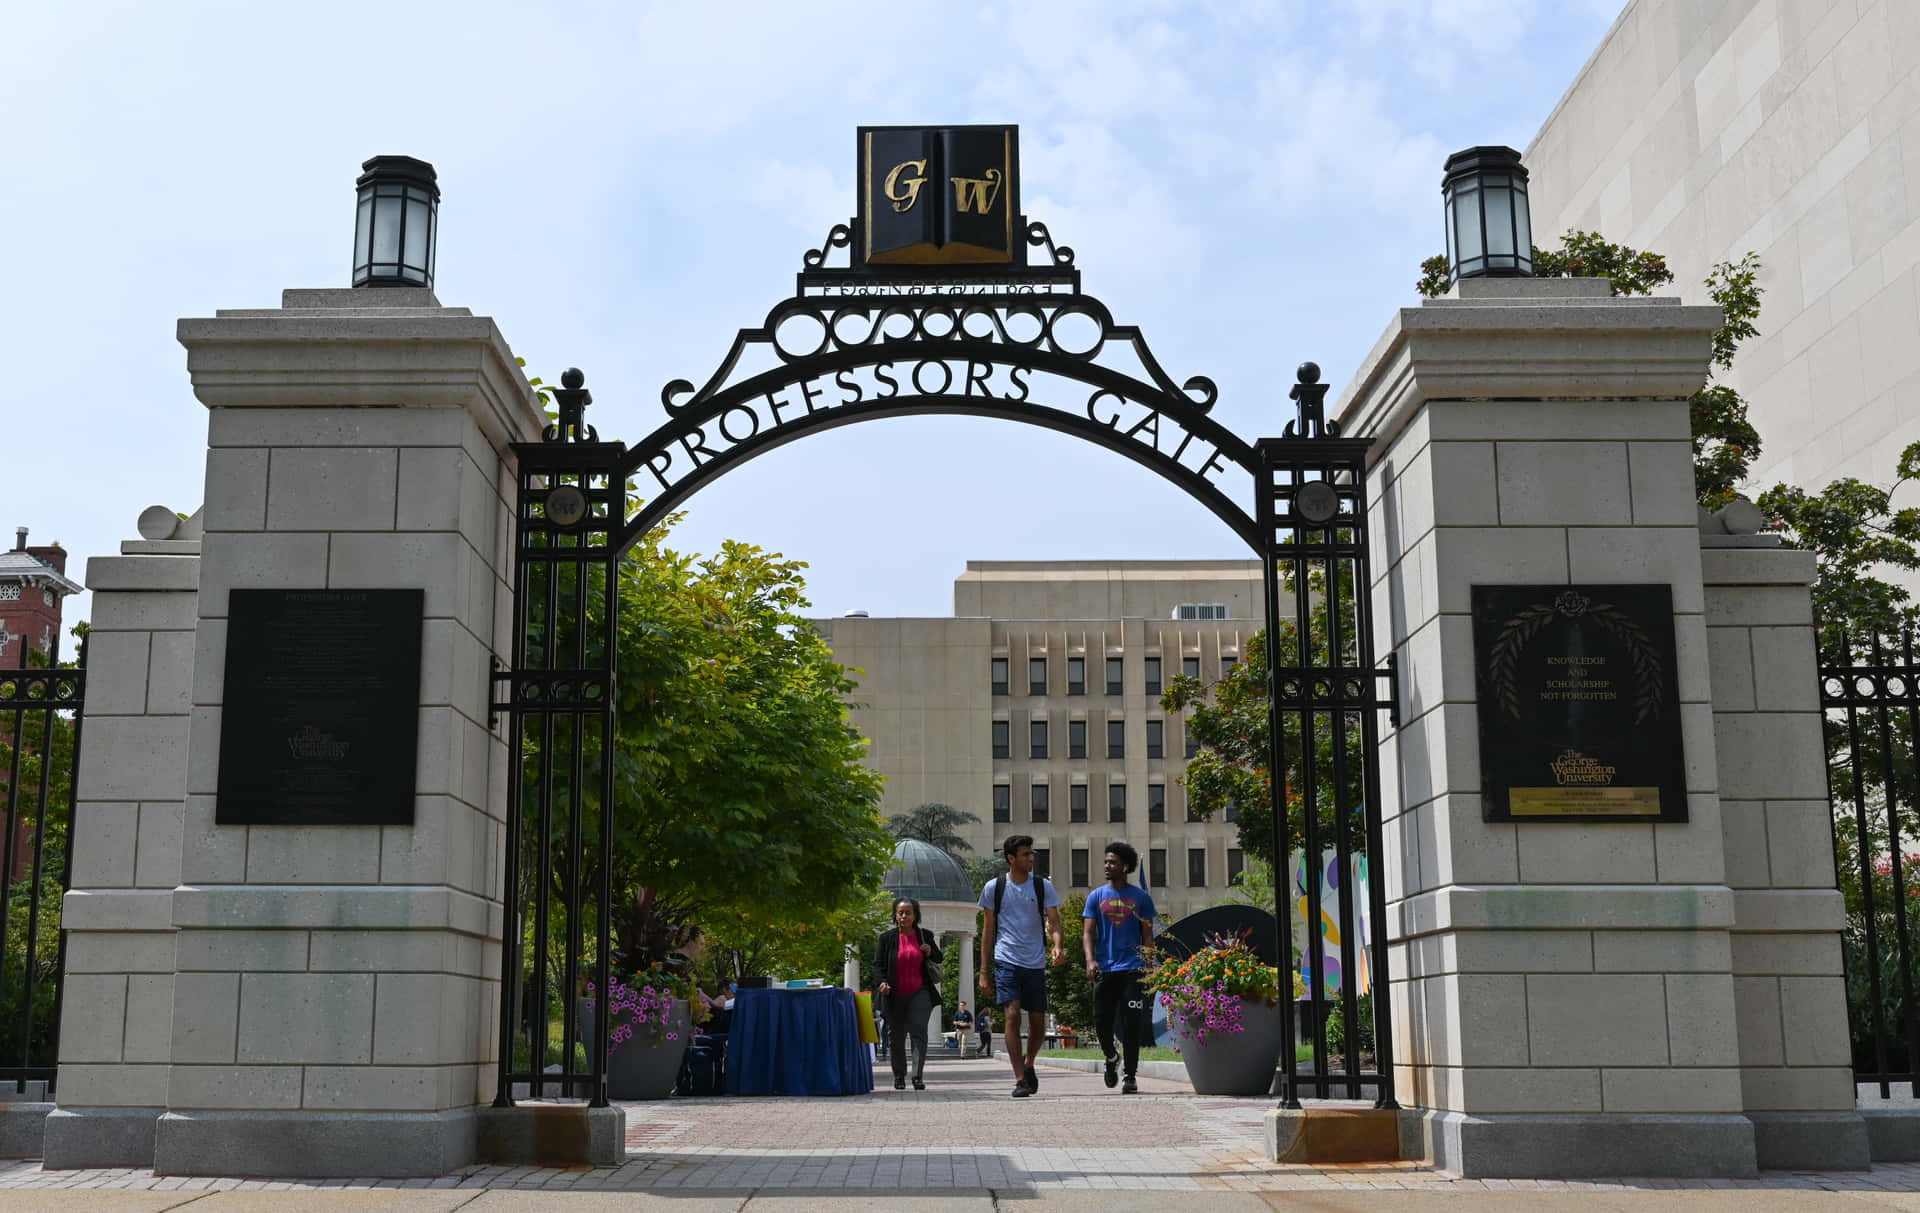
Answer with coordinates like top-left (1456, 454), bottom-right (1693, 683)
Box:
top-left (1011, 1082), bottom-right (1032, 1098)
top-left (1103, 1054), bottom-right (1119, 1088)
top-left (1122, 1076), bottom-right (1139, 1094)
top-left (1024, 1066), bottom-right (1038, 1092)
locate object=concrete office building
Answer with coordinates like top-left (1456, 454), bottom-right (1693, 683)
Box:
top-left (1527, 0), bottom-right (1920, 496)
top-left (816, 559), bottom-right (1277, 920)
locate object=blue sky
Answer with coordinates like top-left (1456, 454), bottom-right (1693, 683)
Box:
top-left (5, 0), bottom-right (1623, 622)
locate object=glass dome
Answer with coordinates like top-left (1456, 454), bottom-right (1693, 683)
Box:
top-left (882, 838), bottom-right (976, 903)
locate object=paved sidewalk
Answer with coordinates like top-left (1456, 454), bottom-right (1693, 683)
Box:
top-left (3, 1058), bottom-right (1920, 1207)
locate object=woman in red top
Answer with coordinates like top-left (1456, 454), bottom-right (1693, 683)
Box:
top-left (873, 897), bottom-right (944, 1090)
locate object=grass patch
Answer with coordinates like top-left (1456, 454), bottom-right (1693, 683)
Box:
top-left (1037, 1046), bottom-right (1183, 1063)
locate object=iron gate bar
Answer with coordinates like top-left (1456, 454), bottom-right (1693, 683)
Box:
top-left (0, 632), bottom-right (84, 1093)
top-left (1872, 632), bottom-right (1920, 1089)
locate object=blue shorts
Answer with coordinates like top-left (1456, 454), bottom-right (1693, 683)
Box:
top-left (993, 961), bottom-right (1047, 1014)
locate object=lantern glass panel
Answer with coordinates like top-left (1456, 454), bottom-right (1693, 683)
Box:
top-left (354, 197), bottom-right (373, 268)
top-left (1514, 187), bottom-right (1532, 267)
top-left (1485, 185), bottom-right (1515, 259)
top-left (1452, 188), bottom-right (1483, 265)
top-left (372, 193), bottom-right (403, 270)
top-left (404, 196), bottom-right (431, 276)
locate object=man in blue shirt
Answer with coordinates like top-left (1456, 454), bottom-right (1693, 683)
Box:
top-left (978, 834), bottom-right (1065, 1098)
top-left (1082, 841), bottom-right (1156, 1094)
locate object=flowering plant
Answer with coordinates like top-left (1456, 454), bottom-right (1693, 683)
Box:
top-left (584, 963), bottom-right (706, 1053)
top-left (1143, 929), bottom-right (1303, 1046)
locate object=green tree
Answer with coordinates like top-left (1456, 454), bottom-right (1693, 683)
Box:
top-left (579, 516), bottom-right (894, 974)
top-left (888, 801), bottom-right (980, 859)
top-left (1421, 230), bottom-right (1763, 510)
top-left (1045, 891), bottom-right (1094, 1035)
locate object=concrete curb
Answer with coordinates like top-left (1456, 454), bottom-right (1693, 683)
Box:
top-left (1036, 1056), bottom-right (1192, 1084)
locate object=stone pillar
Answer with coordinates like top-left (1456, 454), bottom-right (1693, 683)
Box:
top-left (843, 952), bottom-right (861, 992)
top-left (1338, 277), bottom-right (1756, 1177)
top-left (1700, 535), bottom-right (1866, 1166)
top-left (958, 931), bottom-right (975, 1024)
top-left (145, 287), bottom-right (541, 1177)
top-left (45, 515), bottom-right (201, 1166)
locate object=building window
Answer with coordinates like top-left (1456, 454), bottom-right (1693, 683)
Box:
top-left (1221, 655), bottom-right (1238, 676)
top-left (1145, 720), bottom-right (1164, 759)
top-left (1071, 848), bottom-right (1090, 888)
top-left (1069, 720), bottom-right (1087, 759)
top-left (1108, 783), bottom-right (1127, 822)
top-left (992, 721), bottom-right (1010, 759)
top-left (1106, 656), bottom-right (1123, 696)
top-left (1185, 730), bottom-right (1200, 759)
top-left (991, 657), bottom-right (1008, 696)
top-left (1188, 798), bottom-right (1205, 823)
top-left (1182, 656), bottom-right (1200, 680)
top-left (1188, 848), bottom-right (1207, 887)
top-left (1070, 784), bottom-right (1088, 823)
top-left (1173, 603), bottom-right (1228, 620)
top-left (993, 784), bottom-right (1011, 823)
top-left (1035, 848), bottom-right (1052, 880)
top-left (1107, 719), bottom-right (1125, 758)
top-left (1225, 799), bottom-right (1239, 824)
top-left (1228, 848), bottom-right (1245, 885)
top-left (1030, 720), bottom-right (1049, 759)
top-left (1031, 782), bottom-right (1050, 822)
top-left (1144, 657), bottom-right (1162, 696)
top-left (0, 587), bottom-right (18, 603)
top-left (1030, 657), bottom-right (1047, 696)
top-left (1149, 848), bottom-right (1167, 888)
top-left (1067, 657), bottom-right (1085, 696)
top-left (1148, 783), bottom-right (1166, 823)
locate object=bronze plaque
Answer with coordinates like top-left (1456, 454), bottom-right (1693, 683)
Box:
top-left (1471, 584), bottom-right (1686, 823)
top-left (215, 588), bottom-right (423, 825)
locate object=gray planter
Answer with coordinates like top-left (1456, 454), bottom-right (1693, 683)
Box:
top-left (576, 996), bottom-right (693, 1101)
top-left (1168, 996), bottom-right (1284, 1096)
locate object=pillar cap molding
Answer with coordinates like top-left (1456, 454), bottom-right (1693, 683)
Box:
top-left (1699, 546), bottom-right (1816, 588)
top-left (176, 291), bottom-right (544, 453)
top-left (1335, 285), bottom-right (1723, 459)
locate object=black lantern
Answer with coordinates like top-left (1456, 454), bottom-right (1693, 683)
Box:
top-left (352, 156), bottom-right (439, 288)
top-left (1442, 146), bottom-right (1532, 282)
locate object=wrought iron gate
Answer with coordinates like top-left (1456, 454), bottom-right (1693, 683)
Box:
top-left (488, 196), bottom-right (1400, 1111)
top-left (1823, 631), bottom-right (1920, 1096)
top-left (0, 635), bottom-right (84, 1095)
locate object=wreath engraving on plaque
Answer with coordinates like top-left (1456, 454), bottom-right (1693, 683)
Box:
top-left (1472, 584), bottom-right (1686, 823)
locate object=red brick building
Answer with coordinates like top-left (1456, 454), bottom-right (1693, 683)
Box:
top-left (0, 527), bottom-right (82, 666)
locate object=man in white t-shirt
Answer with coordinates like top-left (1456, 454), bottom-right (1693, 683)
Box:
top-left (978, 834), bottom-right (1065, 1098)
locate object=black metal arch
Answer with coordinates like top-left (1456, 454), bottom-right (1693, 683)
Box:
top-left (612, 346), bottom-right (1262, 551)
top-left (493, 227), bottom-right (1399, 1116)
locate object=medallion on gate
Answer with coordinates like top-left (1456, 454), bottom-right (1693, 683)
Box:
top-left (1471, 584), bottom-right (1686, 823)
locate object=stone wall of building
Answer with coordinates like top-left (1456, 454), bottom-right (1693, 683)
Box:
top-left (1527, 0), bottom-right (1920, 495)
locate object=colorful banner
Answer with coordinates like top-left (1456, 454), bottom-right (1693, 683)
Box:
top-left (1290, 850), bottom-right (1372, 998)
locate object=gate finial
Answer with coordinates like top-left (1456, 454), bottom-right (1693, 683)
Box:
top-left (546, 367), bottom-right (597, 443)
top-left (1285, 362), bottom-right (1337, 439)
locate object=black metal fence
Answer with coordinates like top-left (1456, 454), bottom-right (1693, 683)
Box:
top-left (0, 636), bottom-right (84, 1095)
top-left (1823, 631), bottom-right (1920, 1097)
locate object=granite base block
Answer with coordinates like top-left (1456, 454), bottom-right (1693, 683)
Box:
top-left (477, 1104), bottom-right (623, 1168)
top-left (1267, 1106), bottom-right (1399, 1163)
top-left (0, 1103), bottom-right (50, 1159)
top-left (153, 1108), bottom-right (478, 1177)
top-left (1399, 1109), bottom-right (1758, 1178)
top-left (1862, 1105), bottom-right (1920, 1161)
top-left (43, 1107), bottom-right (157, 1168)
top-left (1749, 1112), bottom-right (1870, 1170)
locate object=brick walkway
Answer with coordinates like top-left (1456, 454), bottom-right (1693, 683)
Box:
top-left (5, 1058), bottom-right (1920, 1200)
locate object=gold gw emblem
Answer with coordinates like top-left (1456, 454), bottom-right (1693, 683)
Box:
top-left (883, 159), bottom-right (929, 213)
top-left (884, 160), bottom-right (1003, 215)
top-left (951, 168), bottom-right (1003, 214)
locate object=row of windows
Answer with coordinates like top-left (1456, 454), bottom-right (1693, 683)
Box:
top-left (990, 655), bottom-right (1239, 697)
top-left (1023, 845), bottom-right (1245, 889)
top-left (990, 782), bottom-right (1239, 826)
top-left (991, 719), bottom-right (1172, 760)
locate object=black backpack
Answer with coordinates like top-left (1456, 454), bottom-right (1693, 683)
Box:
top-left (990, 873), bottom-right (1049, 941)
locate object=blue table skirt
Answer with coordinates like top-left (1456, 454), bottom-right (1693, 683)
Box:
top-left (725, 987), bottom-right (874, 1096)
